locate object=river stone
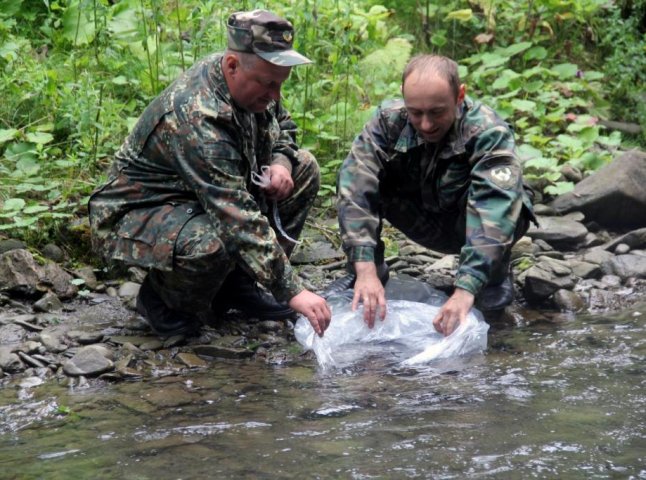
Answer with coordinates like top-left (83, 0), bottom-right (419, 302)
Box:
top-left (426, 255), bottom-right (456, 271)
top-left (193, 344), bottom-right (254, 359)
top-left (33, 292), bottom-right (63, 313)
top-left (39, 327), bottom-right (68, 353)
top-left (258, 320), bottom-right (284, 333)
top-left (604, 227), bottom-right (646, 252)
top-left (0, 323), bottom-right (29, 344)
top-left (0, 347), bottom-right (23, 372)
top-left (290, 240), bottom-right (344, 264)
top-left (533, 204), bottom-right (557, 216)
top-left (0, 239), bottom-right (26, 254)
top-left (614, 243), bottom-right (631, 255)
top-left (552, 289), bottom-right (586, 312)
top-left (142, 384), bottom-right (194, 408)
top-left (41, 243), bottom-right (65, 263)
top-left (606, 254), bottom-right (646, 281)
top-left (40, 262), bottom-right (78, 299)
top-left (550, 150), bottom-right (646, 229)
top-left (176, 352), bottom-right (209, 368)
top-left (569, 260), bottom-right (602, 279)
top-left (73, 266), bottom-right (98, 290)
top-left (18, 341), bottom-right (42, 354)
top-left (580, 249), bottom-right (613, 267)
top-left (526, 215), bottom-right (588, 250)
top-left (0, 249), bottom-right (42, 296)
top-left (118, 282), bottom-right (140, 299)
top-left (511, 236), bottom-right (536, 260)
top-left (600, 275), bottom-right (622, 288)
top-left (67, 329), bottom-right (105, 345)
top-left (63, 345), bottom-right (114, 376)
top-left (582, 232), bottom-right (603, 248)
top-left (520, 257), bottom-right (575, 301)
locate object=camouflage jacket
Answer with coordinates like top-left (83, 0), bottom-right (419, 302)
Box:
top-left (337, 97), bottom-right (535, 296)
top-left (89, 53), bottom-right (304, 302)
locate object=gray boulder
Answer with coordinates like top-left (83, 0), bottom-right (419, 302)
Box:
top-left (519, 257), bottom-right (575, 302)
top-left (550, 150), bottom-right (646, 229)
top-left (606, 254), bottom-right (646, 281)
top-left (526, 215), bottom-right (588, 250)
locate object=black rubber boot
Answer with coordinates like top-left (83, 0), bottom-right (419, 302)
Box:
top-left (214, 268), bottom-right (296, 320)
top-left (321, 262), bottom-right (390, 299)
top-left (136, 276), bottom-right (201, 337)
top-left (476, 273), bottom-right (515, 312)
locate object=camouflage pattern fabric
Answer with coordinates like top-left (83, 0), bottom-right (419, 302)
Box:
top-left (227, 10), bottom-right (311, 66)
top-left (89, 53), bottom-right (319, 306)
top-left (337, 97), bottom-right (536, 297)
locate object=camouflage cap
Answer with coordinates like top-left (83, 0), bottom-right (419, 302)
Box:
top-left (227, 10), bottom-right (312, 67)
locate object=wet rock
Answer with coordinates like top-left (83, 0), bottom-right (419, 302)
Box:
top-left (550, 150), bottom-right (646, 229)
top-left (17, 351), bottom-right (46, 368)
top-left (526, 215), bottom-right (588, 250)
top-left (606, 254), bottom-right (646, 281)
top-left (193, 344), bottom-right (254, 359)
top-left (73, 266), bottom-right (98, 290)
top-left (117, 282), bottom-right (140, 299)
top-left (425, 255), bottom-right (456, 271)
top-left (163, 335), bottom-right (186, 348)
top-left (258, 321), bottom-right (284, 333)
top-left (600, 275), bottom-right (622, 288)
top-left (18, 341), bottom-right (42, 354)
top-left (533, 204), bottom-right (557, 216)
top-left (139, 339), bottom-right (163, 351)
top-left (38, 327), bottom-right (68, 353)
top-left (39, 262), bottom-right (78, 299)
top-left (19, 376), bottom-right (45, 388)
top-left (63, 345), bottom-right (114, 376)
top-left (614, 243), bottom-right (631, 255)
top-left (290, 241), bottom-right (344, 264)
top-left (552, 289), bottom-right (586, 312)
top-left (67, 330), bottom-right (105, 345)
top-left (33, 292), bottom-right (63, 312)
top-left (520, 257), bottom-right (575, 302)
top-left (176, 352), bottom-right (209, 368)
top-left (511, 236), bottom-right (536, 260)
top-left (0, 323), bottom-right (29, 344)
top-left (9, 314), bottom-right (43, 332)
top-left (569, 260), bottom-right (602, 280)
top-left (41, 243), bottom-right (65, 263)
top-left (0, 249), bottom-right (42, 296)
top-left (127, 267), bottom-right (147, 284)
top-left (143, 384), bottom-right (194, 407)
top-left (0, 239), bottom-right (26, 254)
top-left (582, 232), bottom-right (603, 248)
top-left (581, 248), bottom-right (614, 268)
top-left (0, 347), bottom-right (23, 372)
top-left (604, 227), bottom-right (646, 251)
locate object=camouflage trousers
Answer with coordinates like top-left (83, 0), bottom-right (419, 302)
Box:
top-left (375, 191), bottom-right (529, 286)
top-left (132, 151), bottom-right (319, 313)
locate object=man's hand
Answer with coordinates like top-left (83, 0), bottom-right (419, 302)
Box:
top-left (289, 289), bottom-right (331, 337)
top-left (432, 288), bottom-right (474, 336)
top-left (352, 261), bottom-right (387, 328)
top-left (263, 164), bottom-right (294, 201)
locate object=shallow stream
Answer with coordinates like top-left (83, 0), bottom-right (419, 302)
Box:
top-left (1, 303), bottom-right (645, 479)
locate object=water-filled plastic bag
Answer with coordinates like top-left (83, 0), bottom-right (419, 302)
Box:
top-left (295, 277), bottom-right (489, 369)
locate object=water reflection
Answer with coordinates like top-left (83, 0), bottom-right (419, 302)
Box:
top-left (1, 303), bottom-right (644, 479)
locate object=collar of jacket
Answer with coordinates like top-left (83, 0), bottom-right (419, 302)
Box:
top-left (393, 96), bottom-right (473, 158)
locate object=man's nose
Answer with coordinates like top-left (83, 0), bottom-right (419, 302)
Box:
top-left (420, 115), bottom-right (433, 131)
top-left (268, 85), bottom-right (281, 101)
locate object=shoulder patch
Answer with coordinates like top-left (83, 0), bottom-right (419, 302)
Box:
top-left (489, 165), bottom-right (517, 189)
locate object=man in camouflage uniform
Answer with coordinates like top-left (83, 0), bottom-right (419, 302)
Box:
top-left (89, 10), bottom-right (331, 337)
top-left (335, 54), bottom-right (535, 336)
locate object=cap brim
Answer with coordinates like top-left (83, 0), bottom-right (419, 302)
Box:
top-left (256, 49), bottom-right (312, 67)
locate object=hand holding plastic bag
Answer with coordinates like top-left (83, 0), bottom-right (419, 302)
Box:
top-left (294, 278), bottom-right (489, 369)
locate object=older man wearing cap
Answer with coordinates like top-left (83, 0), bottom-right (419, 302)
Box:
top-left (89, 10), bottom-right (331, 337)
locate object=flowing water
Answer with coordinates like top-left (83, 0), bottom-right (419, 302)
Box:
top-left (1, 304), bottom-right (645, 479)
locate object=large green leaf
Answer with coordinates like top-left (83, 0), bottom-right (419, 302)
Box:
top-left (2, 198), bottom-right (25, 211)
top-left (551, 63), bottom-right (578, 79)
top-left (25, 132), bottom-right (54, 145)
top-left (511, 99), bottom-right (537, 113)
top-left (446, 9), bottom-right (473, 22)
top-left (0, 128), bottom-right (18, 145)
top-left (500, 42), bottom-right (533, 58)
top-left (61, 1), bottom-right (96, 45)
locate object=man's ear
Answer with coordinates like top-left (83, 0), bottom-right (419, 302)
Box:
top-left (223, 53), bottom-right (239, 76)
top-left (457, 83), bottom-right (466, 105)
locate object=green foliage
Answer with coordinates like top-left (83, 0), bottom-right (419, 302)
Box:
top-left (0, 0), bottom-right (643, 246)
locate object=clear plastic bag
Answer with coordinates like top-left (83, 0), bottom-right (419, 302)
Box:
top-left (295, 277), bottom-right (489, 369)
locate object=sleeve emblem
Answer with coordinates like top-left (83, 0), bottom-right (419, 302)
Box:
top-left (489, 166), bottom-right (517, 189)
